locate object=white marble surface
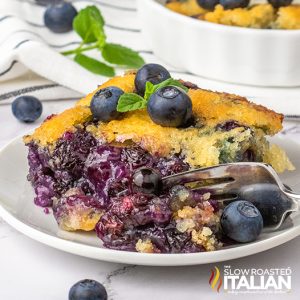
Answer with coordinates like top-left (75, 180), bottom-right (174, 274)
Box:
top-left (0, 100), bottom-right (300, 300)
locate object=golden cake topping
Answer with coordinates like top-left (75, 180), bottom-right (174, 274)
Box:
top-left (24, 66), bottom-right (293, 173)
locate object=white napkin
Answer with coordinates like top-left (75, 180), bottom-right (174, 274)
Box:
top-left (0, 0), bottom-right (300, 117)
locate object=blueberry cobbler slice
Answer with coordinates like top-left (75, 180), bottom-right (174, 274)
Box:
top-left (24, 64), bottom-right (294, 253)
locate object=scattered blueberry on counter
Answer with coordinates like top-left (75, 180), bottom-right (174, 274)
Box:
top-left (219, 0), bottom-right (250, 10)
top-left (69, 279), bottom-right (107, 300)
top-left (221, 200), bottom-right (263, 243)
top-left (44, 1), bottom-right (77, 33)
top-left (91, 87), bottom-right (124, 122)
top-left (12, 96), bottom-right (43, 123)
top-left (147, 86), bottom-right (192, 127)
top-left (135, 63), bottom-right (171, 96)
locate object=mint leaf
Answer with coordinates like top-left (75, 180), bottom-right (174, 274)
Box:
top-left (73, 6), bottom-right (106, 45)
top-left (116, 78), bottom-right (189, 113)
top-left (117, 93), bottom-right (147, 112)
top-left (92, 18), bottom-right (106, 48)
top-left (74, 54), bottom-right (115, 77)
top-left (102, 43), bottom-right (145, 68)
top-left (144, 81), bottom-right (155, 101)
top-left (144, 78), bottom-right (189, 100)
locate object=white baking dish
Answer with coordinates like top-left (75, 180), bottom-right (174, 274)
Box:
top-left (138, 0), bottom-right (300, 87)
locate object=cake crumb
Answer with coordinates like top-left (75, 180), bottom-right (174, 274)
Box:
top-left (203, 192), bottom-right (210, 201)
top-left (176, 219), bottom-right (196, 233)
top-left (191, 227), bottom-right (221, 251)
top-left (176, 206), bottom-right (199, 219)
top-left (136, 239), bottom-right (155, 253)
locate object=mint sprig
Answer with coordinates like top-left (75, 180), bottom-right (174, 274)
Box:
top-left (117, 78), bottom-right (189, 113)
top-left (73, 5), bottom-right (105, 44)
top-left (74, 54), bottom-right (115, 77)
top-left (144, 78), bottom-right (188, 100)
top-left (61, 6), bottom-right (145, 77)
top-left (117, 93), bottom-right (147, 112)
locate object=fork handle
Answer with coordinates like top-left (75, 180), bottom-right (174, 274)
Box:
top-left (283, 189), bottom-right (300, 201)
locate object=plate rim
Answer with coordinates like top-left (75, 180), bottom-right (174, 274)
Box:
top-left (0, 135), bottom-right (300, 266)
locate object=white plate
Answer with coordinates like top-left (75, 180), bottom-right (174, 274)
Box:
top-left (0, 136), bottom-right (299, 266)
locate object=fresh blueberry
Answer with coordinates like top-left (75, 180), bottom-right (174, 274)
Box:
top-left (44, 1), bottom-right (77, 33)
top-left (132, 167), bottom-right (162, 195)
top-left (196, 0), bottom-right (220, 10)
top-left (220, 0), bottom-right (250, 9)
top-left (267, 0), bottom-right (293, 8)
top-left (147, 86), bottom-right (192, 127)
top-left (90, 86), bottom-right (124, 122)
top-left (12, 96), bottom-right (43, 123)
top-left (135, 64), bottom-right (171, 96)
top-left (239, 183), bottom-right (292, 226)
top-left (69, 279), bottom-right (107, 300)
top-left (221, 200), bottom-right (263, 243)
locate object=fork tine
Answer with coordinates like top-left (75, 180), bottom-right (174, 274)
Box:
top-left (163, 162), bottom-right (299, 232)
top-left (162, 164), bottom-right (233, 188)
top-left (210, 195), bottom-right (238, 202)
top-left (191, 180), bottom-right (239, 195)
top-left (163, 162), bottom-right (273, 188)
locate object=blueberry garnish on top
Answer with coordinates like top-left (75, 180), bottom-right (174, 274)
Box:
top-left (91, 86), bottom-right (124, 122)
top-left (220, 0), bottom-right (250, 9)
top-left (221, 200), bottom-right (263, 243)
top-left (93, 64), bottom-right (193, 127)
top-left (69, 279), bottom-right (107, 300)
top-left (44, 1), bottom-right (77, 33)
top-left (196, 0), bottom-right (220, 10)
top-left (267, 0), bottom-right (293, 8)
top-left (147, 86), bottom-right (192, 127)
top-left (135, 63), bottom-right (171, 96)
top-left (12, 96), bottom-right (43, 123)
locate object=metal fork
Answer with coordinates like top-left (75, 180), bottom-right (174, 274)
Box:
top-left (163, 162), bottom-right (300, 232)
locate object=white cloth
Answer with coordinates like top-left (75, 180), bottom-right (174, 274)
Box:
top-left (0, 0), bottom-right (140, 97)
top-left (0, 0), bottom-right (300, 116)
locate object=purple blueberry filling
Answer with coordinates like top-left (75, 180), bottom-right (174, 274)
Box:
top-left (215, 120), bottom-right (257, 163)
top-left (27, 129), bottom-right (97, 207)
top-left (27, 128), bottom-right (219, 253)
top-left (28, 129), bottom-right (189, 209)
top-left (216, 120), bottom-right (248, 131)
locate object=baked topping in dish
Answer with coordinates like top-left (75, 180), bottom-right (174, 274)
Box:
top-left (166, 0), bottom-right (300, 29)
top-left (24, 64), bottom-right (294, 253)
